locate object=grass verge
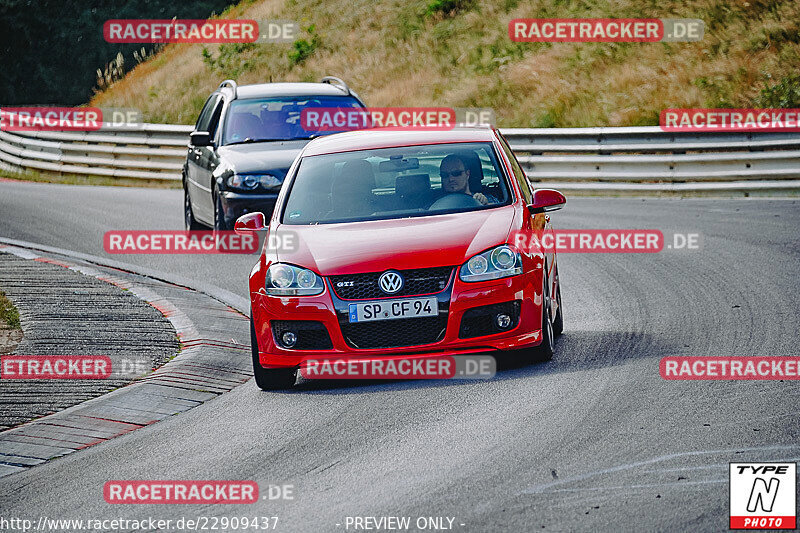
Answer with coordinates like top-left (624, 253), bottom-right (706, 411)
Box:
top-left (0, 289), bottom-right (21, 330)
top-left (0, 168), bottom-right (181, 189)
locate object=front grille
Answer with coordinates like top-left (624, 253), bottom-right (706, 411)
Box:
top-left (271, 320), bottom-right (333, 350)
top-left (340, 315), bottom-right (447, 349)
top-left (329, 266), bottom-right (453, 300)
top-left (459, 301), bottom-right (521, 339)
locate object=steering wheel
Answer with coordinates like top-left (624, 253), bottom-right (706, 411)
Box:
top-left (428, 193), bottom-right (481, 211)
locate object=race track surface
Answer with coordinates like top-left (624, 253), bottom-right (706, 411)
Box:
top-left (1, 180), bottom-right (799, 531)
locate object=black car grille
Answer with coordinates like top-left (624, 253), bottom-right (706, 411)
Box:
top-left (340, 315), bottom-right (447, 349)
top-left (459, 301), bottom-right (521, 339)
top-left (271, 320), bottom-right (333, 350)
top-left (329, 266), bottom-right (454, 300)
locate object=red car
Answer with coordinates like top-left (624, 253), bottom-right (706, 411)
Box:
top-left (235, 128), bottom-right (566, 390)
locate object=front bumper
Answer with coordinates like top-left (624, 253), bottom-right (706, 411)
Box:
top-left (251, 269), bottom-right (545, 369)
top-left (219, 191), bottom-right (279, 226)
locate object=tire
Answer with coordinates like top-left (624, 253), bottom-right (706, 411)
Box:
top-left (184, 180), bottom-right (204, 231)
top-left (251, 317), bottom-right (296, 390)
top-left (530, 289), bottom-right (555, 362)
top-left (553, 268), bottom-right (563, 337)
top-left (515, 270), bottom-right (555, 364)
top-left (213, 190), bottom-right (230, 232)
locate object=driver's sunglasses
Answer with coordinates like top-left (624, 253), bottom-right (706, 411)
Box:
top-left (440, 169), bottom-right (465, 178)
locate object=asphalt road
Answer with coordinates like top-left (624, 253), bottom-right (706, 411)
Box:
top-left (1, 179), bottom-right (799, 531)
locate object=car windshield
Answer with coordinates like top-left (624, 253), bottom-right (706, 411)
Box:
top-left (281, 142), bottom-right (512, 225)
top-left (222, 95), bottom-right (363, 145)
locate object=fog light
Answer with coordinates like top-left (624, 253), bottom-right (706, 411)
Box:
top-left (281, 331), bottom-right (297, 348)
top-left (495, 313), bottom-right (512, 329)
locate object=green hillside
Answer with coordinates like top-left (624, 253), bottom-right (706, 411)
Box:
top-left (90, 0), bottom-right (800, 127)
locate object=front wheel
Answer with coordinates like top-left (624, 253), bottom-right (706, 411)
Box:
top-left (529, 291), bottom-right (555, 362)
top-left (184, 181), bottom-right (204, 230)
top-left (514, 274), bottom-right (555, 364)
top-left (251, 317), bottom-right (296, 390)
top-left (553, 269), bottom-right (563, 337)
top-left (214, 190), bottom-right (231, 231)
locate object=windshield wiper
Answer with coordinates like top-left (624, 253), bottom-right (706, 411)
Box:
top-left (225, 138), bottom-right (285, 146)
top-left (282, 134), bottom-right (320, 141)
top-left (226, 135), bottom-right (319, 146)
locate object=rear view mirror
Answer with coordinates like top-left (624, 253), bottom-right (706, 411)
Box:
top-left (528, 189), bottom-right (566, 214)
top-left (190, 131), bottom-right (213, 147)
top-left (378, 157), bottom-right (419, 172)
top-left (234, 212), bottom-right (266, 234)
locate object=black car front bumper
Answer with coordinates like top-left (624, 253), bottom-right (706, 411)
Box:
top-left (219, 191), bottom-right (280, 227)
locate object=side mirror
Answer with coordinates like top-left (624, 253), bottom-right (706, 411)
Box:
top-left (234, 212), bottom-right (266, 234)
top-left (528, 189), bottom-right (566, 214)
top-left (190, 131), bottom-right (213, 147)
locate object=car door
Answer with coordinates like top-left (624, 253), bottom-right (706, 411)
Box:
top-left (197, 97), bottom-right (225, 221)
top-left (187, 94), bottom-right (220, 225)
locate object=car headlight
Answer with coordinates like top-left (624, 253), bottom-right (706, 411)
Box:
top-left (227, 174), bottom-right (282, 190)
top-left (266, 264), bottom-right (324, 296)
top-left (227, 174), bottom-right (258, 190)
top-left (460, 245), bottom-right (522, 282)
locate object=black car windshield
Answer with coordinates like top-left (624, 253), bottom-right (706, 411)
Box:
top-left (281, 142), bottom-right (512, 225)
top-left (222, 95), bottom-right (363, 145)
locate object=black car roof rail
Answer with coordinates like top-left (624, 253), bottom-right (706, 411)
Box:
top-left (320, 76), bottom-right (351, 95)
top-left (218, 79), bottom-right (238, 99)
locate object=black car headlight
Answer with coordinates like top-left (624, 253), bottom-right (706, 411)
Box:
top-left (227, 174), bottom-right (282, 191)
top-left (266, 263), bottom-right (324, 296)
top-left (459, 245), bottom-right (523, 282)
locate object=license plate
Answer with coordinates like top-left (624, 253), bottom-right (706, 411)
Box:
top-left (348, 297), bottom-right (438, 323)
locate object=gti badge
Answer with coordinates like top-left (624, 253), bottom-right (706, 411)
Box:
top-left (378, 271), bottom-right (404, 294)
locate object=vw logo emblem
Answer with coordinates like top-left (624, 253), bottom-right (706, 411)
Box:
top-left (378, 271), bottom-right (404, 294)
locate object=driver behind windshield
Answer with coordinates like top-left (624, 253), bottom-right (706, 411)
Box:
top-left (438, 154), bottom-right (495, 206)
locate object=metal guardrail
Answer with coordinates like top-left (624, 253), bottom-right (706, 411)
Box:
top-left (0, 124), bottom-right (192, 180)
top-left (507, 127), bottom-right (800, 183)
top-left (1, 124), bottom-right (799, 190)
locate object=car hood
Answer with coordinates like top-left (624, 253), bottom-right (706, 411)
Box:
top-left (217, 140), bottom-right (309, 174)
top-left (273, 206), bottom-right (517, 276)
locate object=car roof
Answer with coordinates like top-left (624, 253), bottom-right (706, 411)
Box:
top-left (221, 82), bottom-right (352, 100)
top-left (301, 128), bottom-right (499, 156)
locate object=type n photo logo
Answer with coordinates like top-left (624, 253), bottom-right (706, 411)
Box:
top-left (730, 463), bottom-right (796, 529)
